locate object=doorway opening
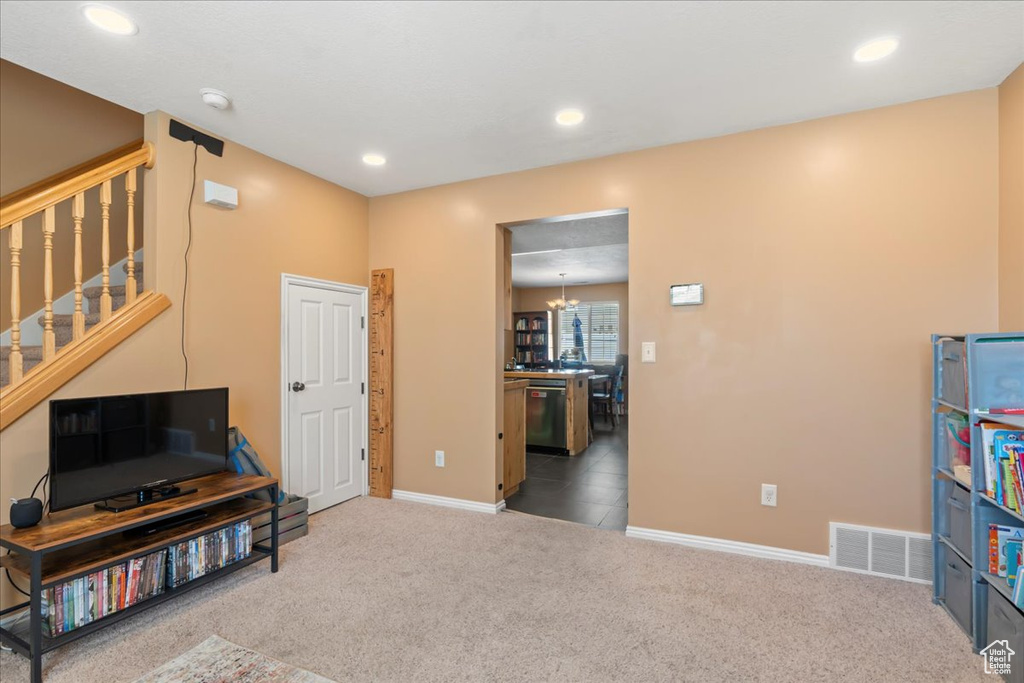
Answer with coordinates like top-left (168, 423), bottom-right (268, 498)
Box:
top-left (499, 209), bottom-right (628, 530)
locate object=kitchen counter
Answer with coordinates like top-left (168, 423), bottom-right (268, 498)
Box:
top-left (504, 370), bottom-right (591, 455)
top-left (503, 369), bottom-right (595, 380)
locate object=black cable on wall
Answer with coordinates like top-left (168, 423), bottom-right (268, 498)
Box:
top-left (181, 142), bottom-right (198, 390)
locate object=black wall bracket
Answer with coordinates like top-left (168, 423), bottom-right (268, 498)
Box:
top-left (169, 119), bottom-right (224, 157)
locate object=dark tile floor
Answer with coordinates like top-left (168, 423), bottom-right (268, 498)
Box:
top-left (505, 417), bottom-right (628, 530)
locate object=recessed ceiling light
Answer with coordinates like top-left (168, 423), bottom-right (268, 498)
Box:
top-left (82, 4), bottom-right (138, 36)
top-left (853, 37), bottom-right (899, 63)
top-left (555, 109), bottom-right (585, 126)
top-left (362, 153), bottom-right (386, 166)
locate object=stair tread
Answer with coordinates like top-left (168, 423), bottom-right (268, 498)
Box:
top-left (39, 311), bottom-right (103, 326)
top-left (1, 345), bottom-right (44, 360)
top-left (84, 284), bottom-right (128, 297)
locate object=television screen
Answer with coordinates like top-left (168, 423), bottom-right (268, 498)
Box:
top-left (49, 388), bottom-right (229, 511)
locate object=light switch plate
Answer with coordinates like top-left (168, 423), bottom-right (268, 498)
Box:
top-left (641, 342), bottom-right (656, 363)
top-left (435, 450), bottom-right (445, 467)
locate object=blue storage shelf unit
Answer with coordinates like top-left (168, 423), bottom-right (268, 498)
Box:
top-left (931, 332), bottom-right (1024, 656)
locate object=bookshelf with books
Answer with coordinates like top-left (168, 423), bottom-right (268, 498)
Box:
top-left (0, 472), bottom-right (279, 683)
top-left (931, 333), bottom-right (1024, 659)
top-left (513, 311), bottom-right (552, 367)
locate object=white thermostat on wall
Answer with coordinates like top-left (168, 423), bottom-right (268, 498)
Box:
top-left (670, 283), bottom-right (703, 306)
top-left (204, 180), bottom-right (238, 209)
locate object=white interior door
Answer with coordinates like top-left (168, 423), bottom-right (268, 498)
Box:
top-left (286, 281), bottom-right (365, 513)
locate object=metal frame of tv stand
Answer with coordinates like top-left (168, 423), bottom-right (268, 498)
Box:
top-left (0, 480), bottom-right (279, 683)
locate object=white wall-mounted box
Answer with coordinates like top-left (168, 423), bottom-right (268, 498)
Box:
top-left (204, 180), bottom-right (238, 209)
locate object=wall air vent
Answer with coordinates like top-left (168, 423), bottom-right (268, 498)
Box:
top-left (829, 522), bottom-right (932, 584)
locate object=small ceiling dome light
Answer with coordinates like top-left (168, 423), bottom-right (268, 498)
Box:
top-left (362, 153), bottom-right (386, 166)
top-left (200, 88), bottom-right (231, 110)
top-left (82, 4), bottom-right (138, 36)
top-left (853, 37), bottom-right (899, 63)
top-left (555, 109), bottom-right (585, 126)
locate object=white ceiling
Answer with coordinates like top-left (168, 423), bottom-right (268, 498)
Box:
top-left (510, 211), bottom-right (628, 288)
top-left (1, 2), bottom-right (1022, 197)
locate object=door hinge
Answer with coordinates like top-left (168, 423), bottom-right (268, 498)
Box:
top-left (361, 448), bottom-right (365, 461)
top-left (361, 382), bottom-right (365, 395)
top-left (361, 316), bottom-right (365, 329)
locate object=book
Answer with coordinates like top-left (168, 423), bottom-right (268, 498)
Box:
top-left (1015, 567), bottom-right (1024, 607)
top-left (997, 526), bottom-right (1024, 577)
top-left (1009, 540), bottom-right (1022, 587)
top-left (983, 422), bottom-right (1006, 499)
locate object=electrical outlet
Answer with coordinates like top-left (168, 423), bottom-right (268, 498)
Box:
top-left (761, 483), bottom-right (777, 507)
top-left (435, 450), bottom-right (445, 467)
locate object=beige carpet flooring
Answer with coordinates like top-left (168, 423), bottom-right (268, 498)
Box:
top-left (1, 497), bottom-right (986, 682)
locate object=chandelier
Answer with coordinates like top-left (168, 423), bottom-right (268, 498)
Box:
top-left (547, 273), bottom-right (579, 311)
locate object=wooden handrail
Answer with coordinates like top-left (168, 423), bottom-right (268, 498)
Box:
top-left (0, 291), bottom-right (171, 430)
top-left (0, 139), bottom-right (154, 229)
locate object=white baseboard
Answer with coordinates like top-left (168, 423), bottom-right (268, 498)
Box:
top-left (392, 489), bottom-right (506, 515)
top-left (625, 525), bottom-right (829, 568)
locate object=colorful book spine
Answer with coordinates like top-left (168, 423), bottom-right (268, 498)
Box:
top-left (1006, 460), bottom-right (1020, 513)
top-left (1009, 541), bottom-right (1023, 588)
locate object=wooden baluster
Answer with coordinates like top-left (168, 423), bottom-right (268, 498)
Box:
top-left (100, 179), bottom-right (112, 320)
top-left (8, 221), bottom-right (24, 384)
top-left (72, 193), bottom-right (86, 340)
top-left (42, 207), bottom-right (56, 361)
top-left (124, 168), bottom-right (137, 305)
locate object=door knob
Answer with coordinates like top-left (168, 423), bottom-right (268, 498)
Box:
top-left (291, 381), bottom-right (306, 392)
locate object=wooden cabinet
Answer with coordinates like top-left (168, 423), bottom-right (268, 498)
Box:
top-left (503, 379), bottom-right (527, 496)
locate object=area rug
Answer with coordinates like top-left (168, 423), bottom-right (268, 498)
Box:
top-left (134, 635), bottom-right (335, 683)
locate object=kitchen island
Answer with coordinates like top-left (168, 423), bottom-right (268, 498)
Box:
top-left (503, 379), bottom-right (529, 495)
top-left (503, 369), bottom-right (593, 455)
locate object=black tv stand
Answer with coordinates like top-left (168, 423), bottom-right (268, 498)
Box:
top-left (0, 472), bottom-right (280, 683)
top-left (95, 484), bottom-right (198, 513)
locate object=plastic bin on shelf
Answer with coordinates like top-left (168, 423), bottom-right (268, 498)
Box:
top-left (973, 338), bottom-right (1024, 411)
top-left (946, 485), bottom-right (972, 559)
top-left (939, 339), bottom-right (968, 408)
top-left (942, 545), bottom-right (973, 634)
top-left (986, 584), bottom-right (1024, 680)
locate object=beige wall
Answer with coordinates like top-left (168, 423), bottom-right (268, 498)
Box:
top-left (999, 63), bottom-right (1024, 331)
top-left (513, 282), bottom-right (629, 357)
top-left (370, 89), bottom-right (999, 554)
top-left (0, 111), bottom-right (368, 607)
top-left (0, 60), bottom-right (145, 330)
top-left (0, 61), bottom-right (143, 195)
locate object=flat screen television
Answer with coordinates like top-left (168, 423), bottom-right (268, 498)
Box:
top-left (49, 388), bottom-right (229, 512)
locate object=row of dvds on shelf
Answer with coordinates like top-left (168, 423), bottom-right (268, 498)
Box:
top-left (40, 520), bottom-right (252, 637)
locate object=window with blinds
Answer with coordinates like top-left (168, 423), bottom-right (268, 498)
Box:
top-left (558, 302), bottom-right (620, 364)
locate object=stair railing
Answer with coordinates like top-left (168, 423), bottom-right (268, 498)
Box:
top-left (1, 140), bottom-right (155, 385)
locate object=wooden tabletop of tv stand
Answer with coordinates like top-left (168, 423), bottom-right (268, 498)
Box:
top-left (0, 472), bottom-right (277, 554)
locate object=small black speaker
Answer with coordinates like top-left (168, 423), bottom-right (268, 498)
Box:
top-left (10, 498), bottom-right (42, 528)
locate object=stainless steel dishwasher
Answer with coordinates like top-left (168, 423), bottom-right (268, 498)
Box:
top-left (526, 379), bottom-right (567, 451)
